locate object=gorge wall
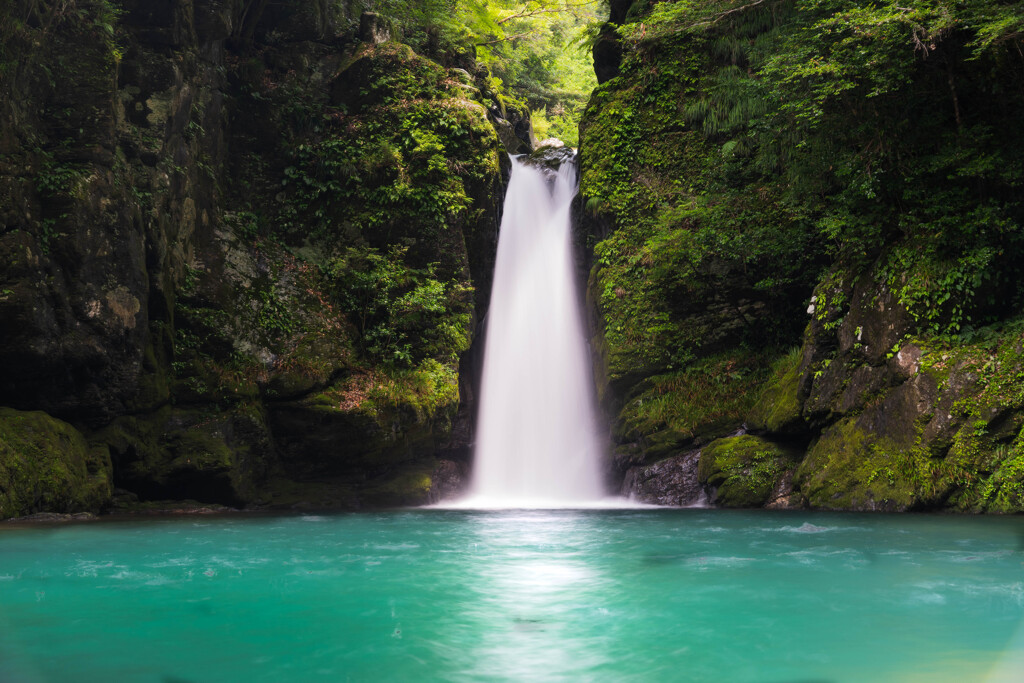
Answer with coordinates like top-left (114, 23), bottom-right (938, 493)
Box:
top-left (6, 0), bottom-right (1024, 518)
top-left (581, 0), bottom-right (1024, 512)
top-left (0, 0), bottom-right (536, 517)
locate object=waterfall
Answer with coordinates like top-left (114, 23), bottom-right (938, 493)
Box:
top-left (465, 155), bottom-right (606, 507)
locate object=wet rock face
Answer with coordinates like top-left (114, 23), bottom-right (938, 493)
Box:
top-left (752, 260), bottom-right (1024, 513)
top-left (100, 405), bottom-right (272, 507)
top-left (523, 144), bottom-right (577, 175)
top-left (428, 459), bottom-right (469, 504)
top-left (621, 449), bottom-right (706, 506)
top-left (0, 12), bottom-right (146, 422)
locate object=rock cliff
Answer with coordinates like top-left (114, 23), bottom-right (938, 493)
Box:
top-left (580, 0), bottom-right (1024, 512)
top-left (0, 0), bottom-right (534, 517)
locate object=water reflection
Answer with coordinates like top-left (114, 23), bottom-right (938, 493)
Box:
top-left (455, 512), bottom-right (612, 681)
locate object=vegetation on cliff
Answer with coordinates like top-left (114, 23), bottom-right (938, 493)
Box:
top-left (0, 0), bottom-right (578, 516)
top-left (375, 0), bottom-right (603, 144)
top-left (587, 0), bottom-right (1024, 511)
top-left (4, 0), bottom-right (1024, 515)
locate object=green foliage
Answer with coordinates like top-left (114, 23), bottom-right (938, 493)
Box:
top-left (256, 284), bottom-right (297, 338)
top-left (374, 1), bottom-right (601, 144)
top-left (581, 22), bottom-right (821, 385)
top-left (263, 45), bottom-right (498, 378)
top-left (30, 149), bottom-right (83, 252)
top-left (746, 346), bottom-right (804, 434)
top-left (224, 211), bottom-right (262, 242)
top-left (880, 243), bottom-right (998, 335)
top-left (591, 0), bottom-right (1024, 393)
top-left (617, 350), bottom-right (782, 448)
top-left (1, 0), bottom-right (123, 72)
top-left (474, 1), bottom-right (600, 145)
top-left (34, 153), bottom-right (82, 199)
top-left (367, 359), bottom-right (461, 419)
top-left (278, 48), bottom-right (500, 253)
top-left (327, 246), bottom-right (472, 367)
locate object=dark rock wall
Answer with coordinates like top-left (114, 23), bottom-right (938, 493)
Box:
top-left (0, 0), bottom-right (525, 516)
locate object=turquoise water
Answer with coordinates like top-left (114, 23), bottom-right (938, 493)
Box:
top-left (2, 510), bottom-right (1023, 682)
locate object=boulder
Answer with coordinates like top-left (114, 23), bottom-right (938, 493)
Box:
top-left (0, 408), bottom-right (112, 518)
top-left (698, 435), bottom-right (800, 508)
top-left (621, 449), bottom-right (706, 506)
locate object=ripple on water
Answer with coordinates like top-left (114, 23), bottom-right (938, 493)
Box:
top-left (777, 522), bottom-right (838, 533)
top-left (1, 509), bottom-right (1023, 682)
top-left (684, 556), bottom-right (757, 570)
top-left (146, 556), bottom-right (196, 569)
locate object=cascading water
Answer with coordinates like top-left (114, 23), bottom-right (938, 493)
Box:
top-left (465, 154), bottom-right (606, 507)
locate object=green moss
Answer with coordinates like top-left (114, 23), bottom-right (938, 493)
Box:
top-left (0, 408), bottom-right (112, 518)
top-left (334, 43), bottom-right (450, 114)
top-left (96, 405), bottom-right (268, 505)
top-left (171, 430), bottom-right (235, 471)
top-left (616, 350), bottom-right (783, 460)
top-left (280, 44), bottom-right (502, 271)
top-left (977, 438), bottom-right (1024, 514)
top-left (796, 417), bottom-right (930, 511)
top-left (579, 5), bottom-right (823, 472)
top-left (698, 435), bottom-right (798, 508)
top-left (367, 360), bottom-right (460, 422)
top-left (299, 359), bottom-right (460, 446)
top-left (905, 319), bottom-right (1024, 512)
top-left (791, 318), bottom-right (1024, 513)
top-left (580, 29), bottom-right (819, 391)
top-left (357, 461), bottom-right (436, 507)
top-left (747, 347), bottom-right (805, 434)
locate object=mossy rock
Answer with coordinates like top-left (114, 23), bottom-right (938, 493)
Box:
top-left (974, 436), bottom-right (1024, 513)
top-left (269, 362), bottom-right (460, 478)
top-left (0, 408), bottom-right (112, 518)
top-left (747, 348), bottom-right (805, 435)
top-left (524, 144), bottom-right (575, 171)
top-left (614, 351), bottom-right (781, 461)
top-left (358, 461), bottom-right (436, 507)
top-left (96, 404), bottom-right (271, 506)
top-left (256, 461), bottom-right (439, 511)
top-left (938, 409), bottom-right (1024, 513)
top-left (329, 43), bottom-right (448, 114)
top-left (698, 435), bottom-right (799, 508)
top-left (795, 417), bottom-right (924, 511)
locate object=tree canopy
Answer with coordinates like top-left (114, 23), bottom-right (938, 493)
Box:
top-left (380, 0), bottom-right (606, 144)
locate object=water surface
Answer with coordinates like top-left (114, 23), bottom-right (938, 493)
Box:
top-left (2, 509), bottom-right (1023, 682)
